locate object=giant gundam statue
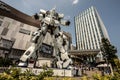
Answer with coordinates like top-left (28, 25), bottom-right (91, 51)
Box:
top-left (18, 8), bottom-right (72, 69)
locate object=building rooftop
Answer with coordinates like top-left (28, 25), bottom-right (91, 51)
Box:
top-left (0, 1), bottom-right (40, 27)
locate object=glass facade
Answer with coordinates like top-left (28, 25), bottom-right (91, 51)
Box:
top-left (75, 6), bottom-right (110, 50)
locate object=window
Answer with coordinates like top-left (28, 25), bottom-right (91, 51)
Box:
top-left (19, 28), bottom-right (31, 35)
top-left (1, 27), bottom-right (9, 35)
top-left (0, 38), bottom-right (13, 49)
top-left (0, 20), bottom-right (3, 26)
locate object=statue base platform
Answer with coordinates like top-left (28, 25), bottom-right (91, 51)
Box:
top-left (20, 67), bottom-right (75, 77)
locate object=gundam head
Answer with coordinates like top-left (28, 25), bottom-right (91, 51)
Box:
top-left (34, 8), bottom-right (70, 27)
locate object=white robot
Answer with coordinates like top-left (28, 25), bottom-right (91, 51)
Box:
top-left (18, 8), bottom-right (72, 69)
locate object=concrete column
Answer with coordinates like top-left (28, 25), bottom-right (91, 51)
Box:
top-left (87, 56), bottom-right (89, 62)
top-left (90, 55), bottom-right (93, 62)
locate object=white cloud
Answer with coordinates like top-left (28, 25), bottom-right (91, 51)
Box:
top-left (72, 0), bottom-right (79, 5)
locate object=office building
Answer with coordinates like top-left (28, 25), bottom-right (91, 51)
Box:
top-left (72, 6), bottom-right (110, 63)
top-left (75, 6), bottom-right (109, 51)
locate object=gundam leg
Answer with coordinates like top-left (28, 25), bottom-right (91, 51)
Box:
top-left (18, 23), bottom-right (48, 67)
top-left (54, 28), bottom-right (72, 69)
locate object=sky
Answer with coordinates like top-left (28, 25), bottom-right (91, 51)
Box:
top-left (1, 0), bottom-right (120, 58)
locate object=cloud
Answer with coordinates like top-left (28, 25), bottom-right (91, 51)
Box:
top-left (72, 0), bottom-right (79, 5)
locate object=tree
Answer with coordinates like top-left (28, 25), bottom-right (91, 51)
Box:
top-left (100, 38), bottom-right (117, 67)
top-left (0, 57), bottom-right (13, 67)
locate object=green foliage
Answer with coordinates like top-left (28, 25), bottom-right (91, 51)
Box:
top-left (100, 38), bottom-right (118, 68)
top-left (92, 73), bottom-right (102, 80)
top-left (36, 64), bottom-right (53, 80)
top-left (101, 38), bottom-right (117, 60)
top-left (0, 72), bottom-right (14, 80)
top-left (44, 77), bottom-right (55, 80)
top-left (0, 57), bottom-right (12, 67)
top-left (9, 67), bottom-right (21, 79)
top-left (37, 69), bottom-right (53, 80)
top-left (0, 66), bottom-right (119, 80)
top-left (81, 76), bottom-right (88, 80)
top-left (0, 67), bottom-right (53, 80)
top-left (21, 69), bottom-right (35, 80)
top-left (92, 73), bottom-right (120, 80)
top-left (111, 72), bottom-right (120, 80)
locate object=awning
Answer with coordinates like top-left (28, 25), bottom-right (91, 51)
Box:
top-left (97, 64), bottom-right (110, 67)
